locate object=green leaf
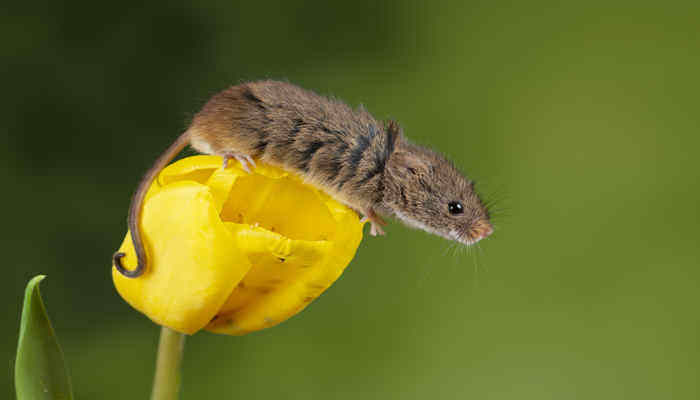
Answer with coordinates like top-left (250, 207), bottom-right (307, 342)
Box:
top-left (15, 275), bottom-right (74, 400)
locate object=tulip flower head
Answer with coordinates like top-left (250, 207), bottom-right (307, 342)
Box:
top-left (113, 156), bottom-right (364, 335)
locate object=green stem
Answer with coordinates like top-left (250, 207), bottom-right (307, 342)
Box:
top-left (150, 326), bottom-right (186, 400)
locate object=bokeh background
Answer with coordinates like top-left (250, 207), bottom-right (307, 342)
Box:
top-left (3, 1), bottom-right (699, 398)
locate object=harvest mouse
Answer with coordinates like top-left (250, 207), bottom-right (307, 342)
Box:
top-left (113, 80), bottom-right (493, 277)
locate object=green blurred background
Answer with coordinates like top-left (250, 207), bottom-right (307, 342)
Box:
top-left (3, 0), bottom-right (699, 398)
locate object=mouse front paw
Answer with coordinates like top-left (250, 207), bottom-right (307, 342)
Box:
top-left (369, 222), bottom-right (386, 236)
top-left (360, 207), bottom-right (387, 237)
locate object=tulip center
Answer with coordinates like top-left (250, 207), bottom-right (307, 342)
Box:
top-left (218, 173), bottom-right (338, 242)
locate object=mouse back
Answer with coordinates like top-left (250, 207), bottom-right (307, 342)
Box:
top-left (188, 80), bottom-right (399, 212)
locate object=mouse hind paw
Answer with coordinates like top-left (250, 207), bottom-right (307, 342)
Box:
top-left (222, 153), bottom-right (256, 173)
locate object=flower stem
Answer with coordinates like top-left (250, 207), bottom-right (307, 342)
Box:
top-left (150, 326), bottom-right (186, 400)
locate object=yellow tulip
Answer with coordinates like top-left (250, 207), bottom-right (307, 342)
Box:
top-left (112, 155), bottom-right (364, 335)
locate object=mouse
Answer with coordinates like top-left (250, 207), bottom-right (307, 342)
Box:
top-left (113, 80), bottom-right (493, 278)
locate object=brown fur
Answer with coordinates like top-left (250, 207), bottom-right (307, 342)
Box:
top-left (382, 139), bottom-right (492, 243)
top-left (189, 81), bottom-right (395, 212)
top-left (114, 80), bottom-right (492, 278)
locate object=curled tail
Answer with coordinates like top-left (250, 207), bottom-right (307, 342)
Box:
top-left (113, 131), bottom-right (191, 277)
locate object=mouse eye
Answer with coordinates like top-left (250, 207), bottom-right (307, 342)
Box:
top-left (448, 201), bottom-right (464, 215)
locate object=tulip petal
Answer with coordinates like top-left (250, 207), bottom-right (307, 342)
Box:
top-left (113, 181), bottom-right (251, 334)
top-left (219, 168), bottom-right (337, 241)
top-left (113, 155), bottom-right (365, 336)
top-left (206, 222), bottom-right (358, 335)
top-left (158, 155), bottom-right (221, 185)
top-left (206, 188), bottom-right (363, 335)
top-left (204, 167), bottom-right (243, 213)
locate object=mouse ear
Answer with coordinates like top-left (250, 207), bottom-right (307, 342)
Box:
top-left (386, 120), bottom-right (402, 149)
top-left (389, 150), bottom-right (430, 177)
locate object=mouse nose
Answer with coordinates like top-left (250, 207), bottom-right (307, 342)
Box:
top-left (469, 219), bottom-right (493, 243)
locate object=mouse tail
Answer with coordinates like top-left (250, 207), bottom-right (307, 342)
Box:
top-left (113, 130), bottom-right (191, 278)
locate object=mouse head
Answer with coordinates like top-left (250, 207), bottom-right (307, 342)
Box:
top-left (382, 141), bottom-right (493, 245)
